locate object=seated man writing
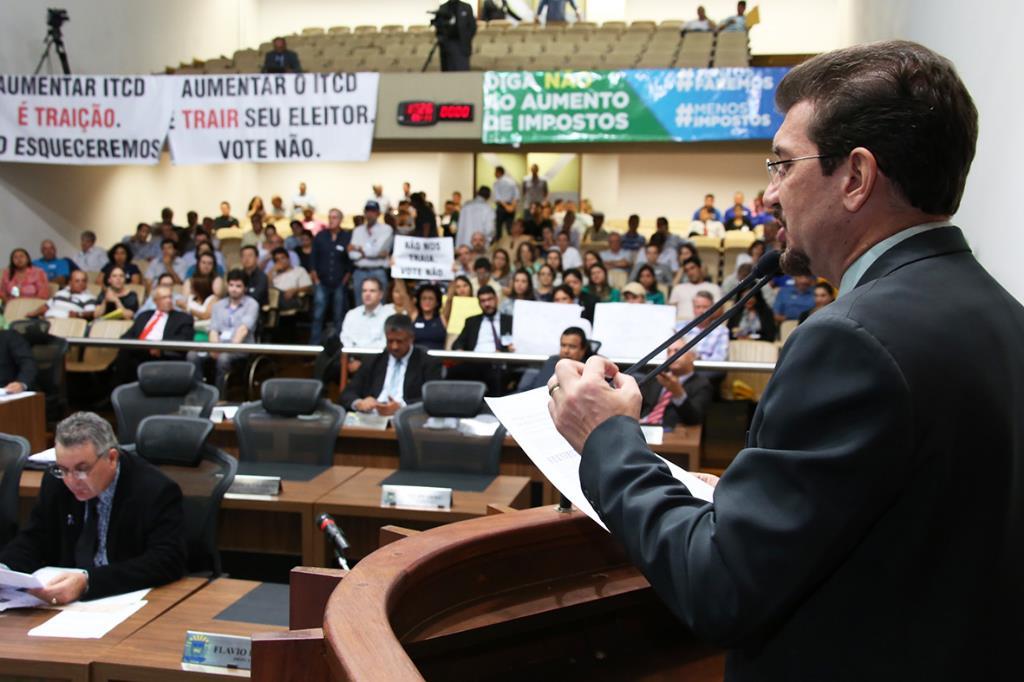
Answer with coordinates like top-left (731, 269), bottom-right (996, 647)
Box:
top-left (0, 412), bottom-right (186, 604)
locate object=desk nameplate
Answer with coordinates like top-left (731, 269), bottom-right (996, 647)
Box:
top-left (381, 484), bottom-right (453, 511)
top-left (183, 630), bottom-right (252, 670)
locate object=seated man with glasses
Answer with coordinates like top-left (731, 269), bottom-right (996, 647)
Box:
top-left (0, 412), bottom-right (186, 604)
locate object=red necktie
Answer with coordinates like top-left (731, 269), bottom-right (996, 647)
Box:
top-left (641, 389), bottom-right (672, 425)
top-left (140, 311), bottom-right (163, 340)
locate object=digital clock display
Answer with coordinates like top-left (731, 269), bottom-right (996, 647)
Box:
top-left (397, 101), bottom-right (474, 126)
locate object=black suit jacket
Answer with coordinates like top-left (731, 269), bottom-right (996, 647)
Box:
top-left (638, 372), bottom-right (713, 428)
top-left (0, 329), bottom-right (37, 388)
top-left (452, 313), bottom-right (513, 352)
top-left (0, 451), bottom-right (187, 600)
top-left (124, 309), bottom-right (194, 343)
top-left (262, 49), bottom-right (302, 73)
top-left (579, 227), bottom-right (1024, 680)
top-left (339, 346), bottom-right (442, 410)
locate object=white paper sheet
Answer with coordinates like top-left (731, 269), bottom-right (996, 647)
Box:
top-left (0, 588), bottom-right (47, 611)
top-left (0, 390), bottom-right (37, 404)
top-left (0, 567), bottom-right (46, 589)
top-left (591, 303), bottom-right (678, 362)
top-left (28, 600), bottom-right (147, 638)
top-left (210, 405), bottom-right (239, 423)
top-left (486, 388), bottom-right (714, 531)
top-left (28, 447), bottom-right (56, 464)
top-left (511, 300), bottom-right (590, 356)
top-left (640, 425), bottom-right (664, 445)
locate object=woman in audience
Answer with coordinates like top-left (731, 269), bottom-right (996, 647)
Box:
top-left (178, 273), bottom-right (216, 340)
top-left (99, 243), bottom-right (143, 285)
top-left (411, 283), bottom-right (446, 350)
top-left (441, 275), bottom-right (475, 327)
top-left (535, 264), bottom-right (557, 302)
top-left (516, 242), bottom-right (541, 274)
top-left (722, 255), bottom-right (753, 292)
top-left (800, 282), bottom-right (836, 323)
top-left (728, 287), bottom-right (776, 341)
top-left (499, 268), bottom-right (536, 316)
top-left (540, 225), bottom-right (556, 251)
top-left (1, 248), bottom-right (49, 302)
top-left (247, 196), bottom-right (265, 222)
top-left (552, 284), bottom-right (575, 304)
top-left (182, 251), bottom-right (225, 301)
top-left (388, 279), bottom-right (416, 317)
top-left (748, 238), bottom-right (766, 264)
top-left (636, 264), bottom-right (666, 305)
top-left (410, 192), bottom-right (438, 237)
top-left (185, 242), bottom-right (225, 280)
top-left (562, 269), bottom-right (597, 321)
top-left (584, 263), bottom-right (618, 303)
top-left (97, 266), bottom-right (139, 320)
top-left (582, 250), bottom-right (603, 276)
top-left (726, 210), bottom-right (753, 232)
top-left (492, 248), bottom-right (512, 294)
top-left (544, 248), bottom-right (564, 279)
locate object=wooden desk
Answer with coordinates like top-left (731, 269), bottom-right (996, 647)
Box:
top-left (92, 578), bottom-right (288, 681)
top-left (218, 465), bottom-right (363, 566)
top-left (312, 467), bottom-right (531, 566)
top-left (0, 577), bottom-right (204, 682)
top-left (0, 391), bottom-right (47, 452)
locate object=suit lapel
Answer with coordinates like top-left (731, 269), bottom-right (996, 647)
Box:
top-left (855, 226), bottom-right (971, 291)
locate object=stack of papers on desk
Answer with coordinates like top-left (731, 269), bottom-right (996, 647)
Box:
top-left (26, 447), bottom-right (56, 470)
top-left (28, 589), bottom-right (150, 639)
top-left (0, 389), bottom-right (37, 404)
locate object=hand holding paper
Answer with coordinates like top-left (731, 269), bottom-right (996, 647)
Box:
top-left (547, 356), bottom-right (643, 454)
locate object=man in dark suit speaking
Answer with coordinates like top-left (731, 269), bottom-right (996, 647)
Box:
top-left (0, 412), bottom-right (185, 604)
top-left (340, 314), bottom-right (442, 416)
top-left (546, 41), bottom-right (1024, 679)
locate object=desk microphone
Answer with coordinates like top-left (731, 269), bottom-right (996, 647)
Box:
top-left (316, 513), bottom-right (351, 571)
top-left (625, 250), bottom-right (781, 386)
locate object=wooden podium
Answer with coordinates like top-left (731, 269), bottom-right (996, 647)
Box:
top-left (255, 506), bottom-right (723, 681)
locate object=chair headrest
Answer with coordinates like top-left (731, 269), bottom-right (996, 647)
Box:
top-left (9, 319), bottom-right (51, 344)
top-left (423, 381), bottom-right (486, 418)
top-left (135, 416), bottom-right (212, 466)
top-left (138, 361), bottom-right (197, 396)
top-left (261, 379), bottom-right (323, 416)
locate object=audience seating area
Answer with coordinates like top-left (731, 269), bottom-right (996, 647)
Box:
top-left (169, 21), bottom-right (750, 74)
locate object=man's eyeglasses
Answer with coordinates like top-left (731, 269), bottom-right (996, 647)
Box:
top-left (765, 154), bottom-right (834, 183)
top-left (48, 453), bottom-right (104, 481)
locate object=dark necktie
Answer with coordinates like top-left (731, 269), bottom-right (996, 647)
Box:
top-left (74, 499), bottom-right (99, 568)
top-left (487, 315), bottom-right (501, 349)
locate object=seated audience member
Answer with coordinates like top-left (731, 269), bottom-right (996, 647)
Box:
top-left (282, 220), bottom-right (304, 250)
top-left (147, 239), bottom-right (186, 285)
top-left (559, 211), bottom-right (582, 248)
top-left (456, 186), bottom-right (495, 249)
top-left (212, 201), bottom-right (239, 232)
top-left (340, 277), bottom-right (395, 349)
top-left (620, 214), bottom-right (646, 254)
top-left (722, 191), bottom-right (751, 223)
top-left (544, 248), bottom-right (565, 280)
top-left (246, 196), bottom-right (264, 224)
top-left (491, 249), bottom-right (513, 292)
top-left (683, 291), bottom-right (730, 363)
top-left (722, 257), bottom-right (753, 293)
top-left (561, 269), bottom-right (597, 321)
top-left (774, 274), bottom-right (817, 322)
top-left (73, 231), bottom-right (110, 273)
top-left (450, 286), bottom-right (514, 394)
top-left (34, 240), bottom-right (79, 286)
top-left (582, 250), bottom-right (603, 275)
top-left (629, 241), bottom-right (674, 287)
top-left (639, 342), bottom-right (713, 428)
top-left (178, 273), bottom-right (217, 339)
top-left (188, 270), bottom-right (259, 393)
top-left (239, 245), bottom-right (269, 307)
top-left (262, 36), bottom-right (302, 73)
top-left (585, 263), bottom-right (618, 303)
top-left (270, 247), bottom-right (313, 310)
top-left (241, 213), bottom-right (266, 249)
top-left (441, 275), bottom-right (475, 327)
top-left (0, 327), bottom-right (37, 394)
top-left (620, 281), bottom-right (649, 303)
top-left (540, 225), bottom-right (556, 251)
top-left (122, 222), bottom-right (158, 262)
top-left (636, 265), bottom-right (666, 305)
top-left (453, 244), bottom-right (473, 278)
top-left (515, 242), bottom-right (540, 275)
top-left (669, 257), bottom-right (722, 321)
top-left (302, 207), bottom-right (326, 236)
top-left (725, 209), bottom-right (753, 232)
top-left (410, 283), bottom-right (446, 351)
top-left (97, 267), bottom-right (139, 321)
top-left (473, 258), bottom-right (502, 300)
top-left (654, 217), bottom-right (683, 258)
top-left (719, 1), bottom-right (748, 31)
top-left (30, 270), bottom-right (98, 320)
top-left (727, 288), bottom-right (777, 342)
top-left (182, 233), bottom-right (225, 273)
top-left (2, 248), bottom-right (50, 302)
top-left (500, 268), bottom-right (537, 316)
top-left (682, 5), bottom-right (717, 33)
top-left (691, 193), bottom-right (722, 222)
top-left (551, 284), bottom-right (576, 304)
top-left (0, 412), bottom-right (186, 604)
top-left (520, 326), bottom-right (592, 392)
top-left (581, 212), bottom-right (611, 244)
top-left (340, 314), bottom-right (442, 414)
top-left (116, 285), bottom-right (194, 384)
top-left (260, 233), bottom-right (299, 275)
top-left (100, 243), bottom-right (142, 285)
top-left (492, 219), bottom-right (532, 261)
top-left (387, 280), bottom-right (416, 318)
top-left (182, 251), bottom-right (226, 299)
top-left (749, 190), bottom-right (771, 226)
top-left (556, 232), bottom-right (583, 270)
top-left (600, 232), bottom-right (634, 274)
top-left (292, 182), bottom-right (317, 217)
top-left (689, 206), bottom-right (726, 239)
top-left (800, 282), bottom-right (836, 323)
top-left (137, 274), bottom-right (184, 314)
top-left (535, 264), bottom-right (558, 302)
top-left (468, 231), bottom-right (489, 261)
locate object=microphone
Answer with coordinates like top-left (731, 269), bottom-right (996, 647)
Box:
top-left (626, 251), bottom-right (781, 386)
top-left (316, 513), bottom-right (351, 571)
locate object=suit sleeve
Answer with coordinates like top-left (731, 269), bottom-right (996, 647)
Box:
top-left (167, 315), bottom-right (195, 342)
top-left (339, 356), bottom-right (375, 410)
top-left (579, 315), bottom-right (915, 646)
top-left (0, 478), bottom-right (60, 572)
top-left (672, 376), bottom-right (713, 426)
top-left (451, 320), bottom-right (473, 351)
top-left (85, 475), bottom-right (186, 599)
top-left (6, 330), bottom-right (37, 388)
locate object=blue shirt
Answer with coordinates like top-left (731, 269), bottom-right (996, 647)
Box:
top-left (692, 207), bottom-right (722, 221)
top-left (773, 284), bottom-right (815, 320)
top-left (33, 257), bottom-right (78, 281)
top-left (85, 461), bottom-right (121, 567)
top-left (621, 231), bottom-right (646, 252)
top-left (723, 205), bottom-right (751, 222)
top-left (537, 0), bottom-right (578, 22)
top-left (311, 229), bottom-right (352, 287)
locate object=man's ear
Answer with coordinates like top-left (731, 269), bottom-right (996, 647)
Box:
top-left (842, 147), bottom-right (878, 213)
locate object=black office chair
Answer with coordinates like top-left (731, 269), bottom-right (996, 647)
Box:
top-left (0, 433), bottom-right (30, 545)
top-left (10, 321), bottom-right (69, 426)
top-left (130, 415), bottom-right (237, 576)
top-left (393, 381), bottom-right (505, 478)
top-left (234, 379), bottom-right (345, 467)
top-left (111, 361), bottom-right (219, 442)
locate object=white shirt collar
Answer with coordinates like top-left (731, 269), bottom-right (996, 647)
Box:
top-left (838, 221), bottom-right (952, 298)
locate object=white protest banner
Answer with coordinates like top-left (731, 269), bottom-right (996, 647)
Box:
top-left (391, 236), bottom-right (455, 281)
top-left (167, 73), bottom-right (379, 164)
top-left (591, 302), bottom-right (677, 362)
top-left (512, 300), bottom-right (589, 356)
top-left (0, 75), bottom-right (171, 165)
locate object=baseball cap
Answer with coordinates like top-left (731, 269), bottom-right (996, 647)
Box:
top-left (621, 282), bottom-right (647, 298)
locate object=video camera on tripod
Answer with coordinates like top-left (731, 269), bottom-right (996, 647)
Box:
top-left (35, 7), bottom-right (71, 75)
top-left (427, 5), bottom-right (459, 40)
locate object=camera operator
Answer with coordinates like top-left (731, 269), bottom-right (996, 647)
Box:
top-left (432, 0), bottom-right (476, 72)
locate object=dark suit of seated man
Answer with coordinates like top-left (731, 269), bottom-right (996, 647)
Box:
top-left (449, 285), bottom-right (513, 394)
top-left (115, 285), bottom-right (194, 386)
top-left (637, 342), bottom-right (713, 428)
top-left (340, 314), bottom-right (442, 416)
top-left (0, 328), bottom-right (37, 394)
top-left (0, 412), bottom-right (186, 604)
top-left (262, 37), bottom-right (302, 73)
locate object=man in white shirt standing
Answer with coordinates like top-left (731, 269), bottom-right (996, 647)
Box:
top-left (492, 166), bottom-right (520, 240)
top-left (340, 276), bottom-right (395, 350)
top-left (348, 201), bottom-right (394, 297)
top-left (291, 181), bottom-right (317, 218)
top-left (456, 186), bottom-right (495, 249)
top-left (74, 231), bottom-right (110, 273)
top-left (367, 184), bottom-right (394, 214)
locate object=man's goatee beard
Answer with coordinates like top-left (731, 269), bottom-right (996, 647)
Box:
top-left (780, 248), bottom-right (813, 277)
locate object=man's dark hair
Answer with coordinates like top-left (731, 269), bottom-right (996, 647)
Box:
top-left (474, 257), bottom-right (492, 272)
top-left (775, 40), bottom-right (977, 215)
top-left (495, 165), bottom-right (505, 174)
top-left (552, 284), bottom-right (575, 300)
top-left (648, 232), bottom-right (666, 250)
top-left (656, 216), bottom-right (669, 228)
top-left (160, 238), bottom-right (177, 249)
top-left (562, 326), bottom-right (588, 345)
top-left (362, 276), bottom-right (383, 292)
top-left (705, 193), bottom-right (714, 200)
top-left (477, 186), bottom-right (492, 200)
top-left (683, 256), bottom-right (703, 269)
top-left (135, 222), bottom-right (148, 233)
top-left (815, 281), bottom-right (836, 297)
top-left (226, 268), bottom-right (248, 285)
top-left (562, 268), bottom-right (583, 283)
top-left (240, 245), bottom-right (259, 257)
top-left (290, 220), bottom-right (303, 230)
top-left (81, 230), bottom-right (96, 241)
top-left (271, 247), bottom-right (288, 260)
top-left (477, 285), bottom-right (497, 298)
top-left (161, 207), bottom-right (173, 219)
top-left (384, 313), bottom-right (414, 335)
top-left (628, 214), bottom-right (640, 223)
